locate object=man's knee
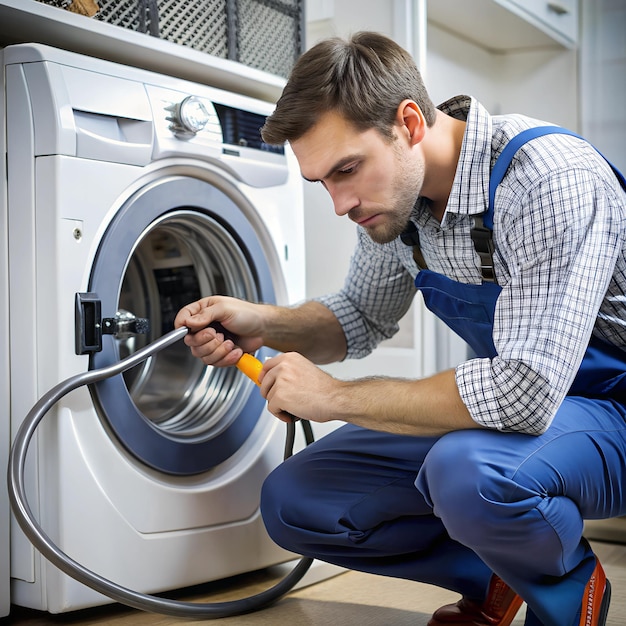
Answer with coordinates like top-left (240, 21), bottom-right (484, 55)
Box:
top-left (418, 431), bottom-right (514, 541)
top-left (260, 462), bottom-right (293, 547)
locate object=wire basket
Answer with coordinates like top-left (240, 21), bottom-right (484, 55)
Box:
top-left (36, 0), bottom-right (304, 78)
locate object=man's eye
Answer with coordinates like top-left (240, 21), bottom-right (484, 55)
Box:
top-left (339, 166), bottom-right (356, 175)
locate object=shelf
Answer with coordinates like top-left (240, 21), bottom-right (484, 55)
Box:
top-left (0, 0), bottom-right (285, 103)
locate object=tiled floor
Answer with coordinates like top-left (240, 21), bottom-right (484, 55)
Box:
top-left (1, 540), bottom-right (624, 625)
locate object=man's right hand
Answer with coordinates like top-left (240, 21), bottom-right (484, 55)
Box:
top-left (173, 296), bottom-right (266, 368)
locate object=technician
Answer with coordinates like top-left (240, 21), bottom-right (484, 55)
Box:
top-left (174, 32), bottom-right (626, 626)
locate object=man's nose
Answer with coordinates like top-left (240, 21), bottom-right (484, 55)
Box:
top-left (329, 185), bottom-right (358, 217)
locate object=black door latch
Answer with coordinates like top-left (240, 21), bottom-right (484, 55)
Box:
top-left (75, 292), bottom-right (150, 355)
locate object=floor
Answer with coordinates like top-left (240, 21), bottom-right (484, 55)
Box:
top-left (1, 540), bottom-right (624, 625)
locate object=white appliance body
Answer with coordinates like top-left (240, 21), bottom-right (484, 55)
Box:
top-left (0, 46), bottom-right (10, 618)
top-left (4, 43), bottom-right (307, 612)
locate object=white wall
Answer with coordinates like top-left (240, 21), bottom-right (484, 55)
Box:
top-left (580, 0), bottom-right (626, 171)
top-left (306, 0), bottom-right (395, 47)
top-left (425, 24), bottom-right (500, 111)
top-left (426, 23), bottom-right (578, 130)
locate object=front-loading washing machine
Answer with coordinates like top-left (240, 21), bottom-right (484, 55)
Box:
top-left (0, 45), bottom-right (11, 618)
top-left (3, 42), bottom-right (309, 612)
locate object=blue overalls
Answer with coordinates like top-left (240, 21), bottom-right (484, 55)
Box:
top-left (261, 129), bottom-right (626, 625)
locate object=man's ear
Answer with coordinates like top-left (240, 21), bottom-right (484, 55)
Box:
top-left (396, 99), bottom-right (426, 145)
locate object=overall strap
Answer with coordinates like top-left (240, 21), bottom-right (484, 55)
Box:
top-left (471, 126), bottom-right (626, 282)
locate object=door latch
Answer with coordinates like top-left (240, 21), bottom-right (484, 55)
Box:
top-left (75, 292), bottom-right (150, 355)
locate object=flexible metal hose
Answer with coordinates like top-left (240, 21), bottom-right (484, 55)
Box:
top-left (7, 326), bottom-right (313, 617)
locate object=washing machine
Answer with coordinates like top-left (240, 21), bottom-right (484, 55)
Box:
top-left (0, 47), bottom-right (11, 618)
top-left (4, 42), bottom-right (309, 612)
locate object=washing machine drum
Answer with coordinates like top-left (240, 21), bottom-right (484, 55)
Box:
top-left (87, 175), bottom-right (279, 476)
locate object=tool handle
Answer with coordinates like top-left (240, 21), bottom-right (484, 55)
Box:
top-left (236, 352), bottom-right (263, 386)
top-left (236, 352), bottom-right (300, 424)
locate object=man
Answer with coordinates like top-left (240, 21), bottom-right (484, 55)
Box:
top-left (174, 32), bottom-right (626, 625)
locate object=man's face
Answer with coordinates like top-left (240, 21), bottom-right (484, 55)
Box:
top-left (291, 111), bottom-right (423, 244)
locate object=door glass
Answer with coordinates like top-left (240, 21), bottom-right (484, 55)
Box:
top-left (116, 210), bottom-right (258, 437)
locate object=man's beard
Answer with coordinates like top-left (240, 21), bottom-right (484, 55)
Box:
top-left (364, 155), bottom-right (424, 244)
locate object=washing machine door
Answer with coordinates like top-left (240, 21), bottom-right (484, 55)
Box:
top-left (87, 174), bottom-right (280, 476)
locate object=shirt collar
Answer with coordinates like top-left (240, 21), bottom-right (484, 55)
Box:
top-left (413, 96), bottom-right (493, 227)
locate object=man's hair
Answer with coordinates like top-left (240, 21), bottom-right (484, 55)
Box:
top-left (261, 31), bottom-right (436, 145)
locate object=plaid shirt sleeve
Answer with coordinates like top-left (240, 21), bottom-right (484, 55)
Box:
top-left (316, 228), bottom-right (417, 359)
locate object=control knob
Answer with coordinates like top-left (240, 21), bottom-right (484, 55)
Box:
top-left (166, 96), bottom-right (211, 136)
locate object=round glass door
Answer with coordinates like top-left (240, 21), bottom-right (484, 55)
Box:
top-left (88, 175), bottom-right (278, 475)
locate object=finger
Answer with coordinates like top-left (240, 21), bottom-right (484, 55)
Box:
top-left (208, 321), bottom-right (239, 344)
top-left (175, 297), bottom-right (223, 332)
top-left (186, 328), bottom-right (243, 366)
top-left (173, 303), bottom-right (198, 329)
top-left (259, 353), bottom-right (286, 380)
top-left (261, 367), bottom-right (300, 423)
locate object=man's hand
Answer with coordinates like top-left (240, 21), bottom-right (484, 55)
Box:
top-left (174, 296), bottom-right (266, 367)
top-left (259, 352), bottom-right (341, 424)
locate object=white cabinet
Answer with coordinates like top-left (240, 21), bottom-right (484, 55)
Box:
top-left (427, 0), bottom-right (578, 51)
top-left (507, 0), bottom-right (578, 46)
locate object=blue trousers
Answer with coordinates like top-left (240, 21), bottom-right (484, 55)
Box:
top-left (261, 395), bottom-right (626, 625)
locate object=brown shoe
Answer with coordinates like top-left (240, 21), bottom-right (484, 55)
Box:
top-left (579, 558), bottom-right (611, 626)
top-left (428, 575), bottom-right (523, 626)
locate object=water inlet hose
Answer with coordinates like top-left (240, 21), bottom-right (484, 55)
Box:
top-left (7, 326), bottom-right (314, 618)
top-left (236, 352), bottom-right (314, 458)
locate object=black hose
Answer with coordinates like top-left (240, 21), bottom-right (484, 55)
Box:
top-left (7, 327), bottom-right (313, 618)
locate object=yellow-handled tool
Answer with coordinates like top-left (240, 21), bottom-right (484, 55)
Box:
top-left (236, 352), bottom-right (263, 386)
top-left (237, 351), bottom-right (301, 424)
